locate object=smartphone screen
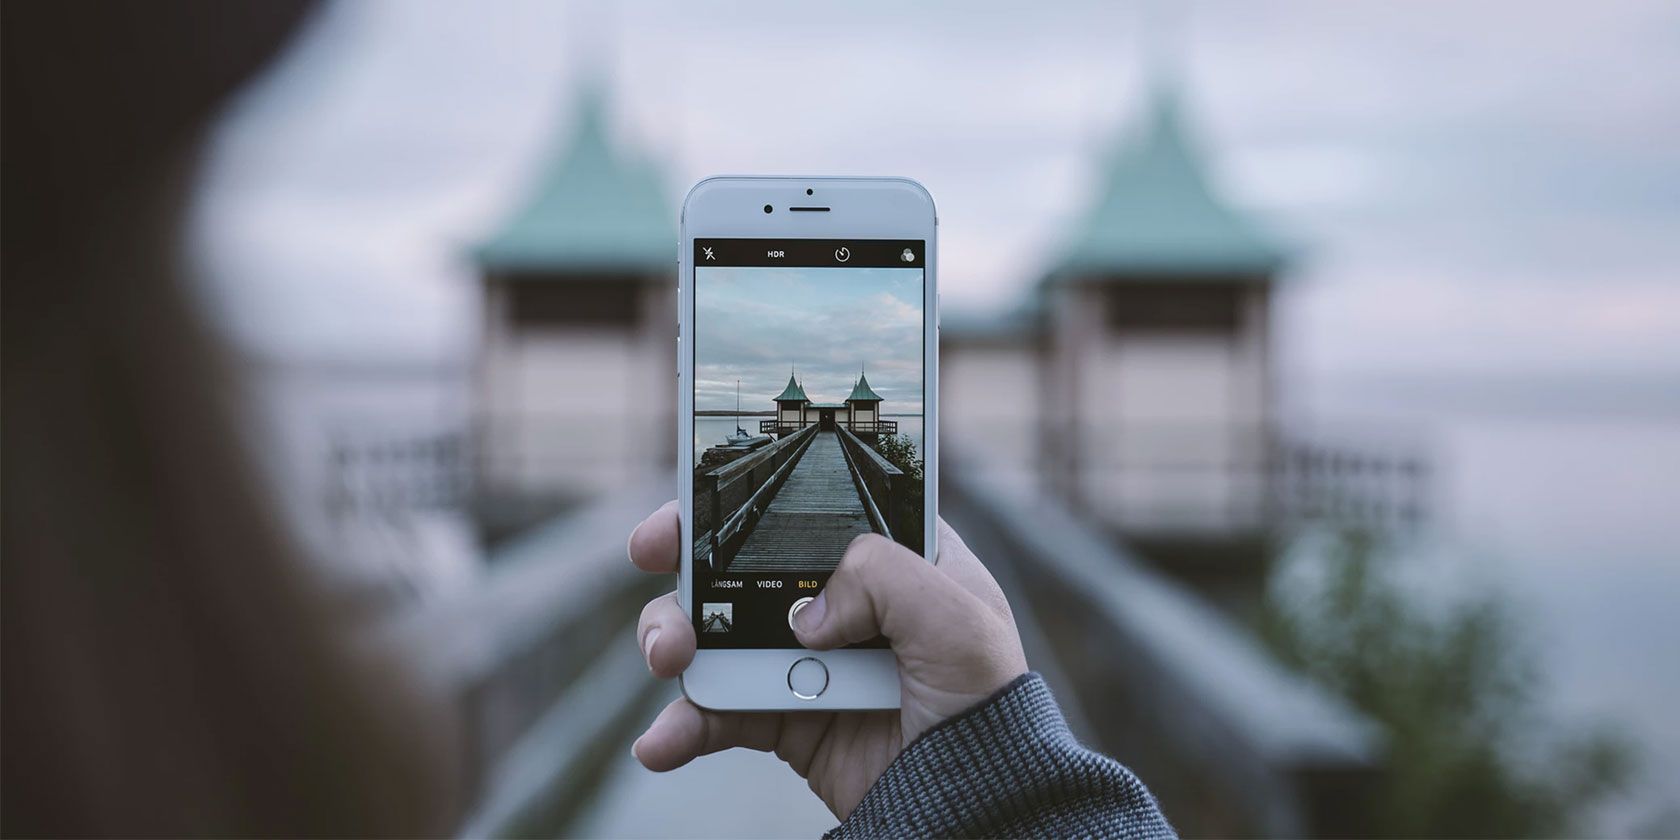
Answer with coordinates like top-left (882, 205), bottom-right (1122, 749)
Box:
top-left (691, 239), bottom-right (927, 649)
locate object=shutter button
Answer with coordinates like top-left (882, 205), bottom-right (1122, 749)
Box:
top-left (787, 596), bottom-right (815, 630)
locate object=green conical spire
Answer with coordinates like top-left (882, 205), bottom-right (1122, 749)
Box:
top-left (774, 372), bottom-right (808, 403)
top-left (1050, 83), bottom-right (1284, 281)
top-left (847, 366), bottom-right (883, 403)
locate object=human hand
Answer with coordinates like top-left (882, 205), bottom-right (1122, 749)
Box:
top-left (627, 501), bottom-right (1028, 819)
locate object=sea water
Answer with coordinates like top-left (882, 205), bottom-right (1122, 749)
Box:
top-left (693, 415), bottom-right (924, 464)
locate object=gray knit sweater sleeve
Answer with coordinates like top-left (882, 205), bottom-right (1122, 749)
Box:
top-left (827, 673), bottom-right (1175, 839)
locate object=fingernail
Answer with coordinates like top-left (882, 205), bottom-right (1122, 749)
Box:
top-left (631, 735), bottom-right (643, 761)
top-left (626, 521), bottom-right (641, 562)
top-left (641, 627), bottom-right (662, 667)
top-left (794, 592), bottom-right (826, 633)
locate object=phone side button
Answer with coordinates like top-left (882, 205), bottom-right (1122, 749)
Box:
top-left (787, 657), bottom-right (829, 700)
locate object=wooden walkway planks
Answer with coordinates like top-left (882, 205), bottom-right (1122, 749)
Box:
top-left (730, 431), bottom-right (872, 572)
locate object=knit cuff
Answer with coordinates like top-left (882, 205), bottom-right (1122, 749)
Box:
top-left (827, 672), bottom-right (1169, 839)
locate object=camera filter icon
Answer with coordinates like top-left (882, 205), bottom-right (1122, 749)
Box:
top-left (901, 248), bottom-right (915, 262)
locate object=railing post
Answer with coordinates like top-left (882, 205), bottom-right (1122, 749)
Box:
top-left (708, 472), bottom-right (722, 563)
top-left (885, 472), bottom-right (900, 540)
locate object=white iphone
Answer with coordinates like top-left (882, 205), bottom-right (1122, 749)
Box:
top-left (677, 176), bottom-right (938, 710)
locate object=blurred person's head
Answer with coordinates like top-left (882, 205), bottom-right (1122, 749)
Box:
top-left (2, 2), bottom-right (456, 834)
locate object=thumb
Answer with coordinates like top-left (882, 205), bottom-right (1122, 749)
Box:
top-left (792, 534), bottom-right (974, 650)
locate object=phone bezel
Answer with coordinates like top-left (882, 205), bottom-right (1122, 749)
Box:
top-left (677, 176), bottom-right (938, 711)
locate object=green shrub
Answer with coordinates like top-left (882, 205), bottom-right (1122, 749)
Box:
top-left (872, 434), bottom-right (924, 553)
top-left (1259, 530), bottom-right (1635, 837)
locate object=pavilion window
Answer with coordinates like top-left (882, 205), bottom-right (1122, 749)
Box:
top-left (1104, 282), bottom-right (1243, 331)
top-left (509, 280), bottom-right (639, 327)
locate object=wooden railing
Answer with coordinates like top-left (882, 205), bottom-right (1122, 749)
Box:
top-left (379, 481), bottom-right (671, 837)
top-left (759, 419), bottom-right (897, 436)
top-left (695, 424), bottom-right (818, 569)
top-left (836, 427), bottom-right (905, 543)
top-left (964, 418), bottom-right (1428, 537)
top-left (1278, 436), bottom-right (1427, 532)
top-left (375, 460), bottom-right (1388, 837)
top-left (941, 469), bottom-right (1383, 837)
top-left (327, 430), bottom-right (468, 515)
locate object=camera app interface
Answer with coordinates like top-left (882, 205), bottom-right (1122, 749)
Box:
top-left (692, 239), bottom-right (926, 649)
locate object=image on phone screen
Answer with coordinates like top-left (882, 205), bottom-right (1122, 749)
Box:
top-left (691, 239), bottom-right (926, 649)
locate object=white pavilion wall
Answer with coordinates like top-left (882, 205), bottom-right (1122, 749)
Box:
top-left (1064, 286), bottom-right (1272, 537)
top-left (939, 342), bottom-right (1039, 479)
top-left (479, 286), bottom-right (674, 503)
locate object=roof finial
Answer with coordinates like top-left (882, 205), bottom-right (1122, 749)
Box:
top-left (1140, 0), bottom-right (1186, 101)
top-left (566, 0), bottom-right (617, 95)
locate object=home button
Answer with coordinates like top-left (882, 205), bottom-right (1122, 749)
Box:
top-left (787, 657), bottom-right (829, 700)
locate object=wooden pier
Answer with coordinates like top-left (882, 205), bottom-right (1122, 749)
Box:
top-left (695, 425), bottom-right (912, 571)
top-left (731, 432), bottom-right (872, 572)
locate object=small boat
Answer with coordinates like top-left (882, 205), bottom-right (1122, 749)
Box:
top-left (721, 379), bottom-right (752, 446)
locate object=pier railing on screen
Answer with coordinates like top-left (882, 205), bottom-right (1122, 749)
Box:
top-left (696, 424), bottom-right (819, 569)
top-left (836, 426), bottom-right (906, 543)
top-left (759, 419), bottom-right (897, 436)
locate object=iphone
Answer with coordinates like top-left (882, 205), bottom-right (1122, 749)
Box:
top-left (677, 176), bottom-right (938, 710)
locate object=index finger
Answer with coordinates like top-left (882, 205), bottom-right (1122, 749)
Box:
top-left (931, 517), bottom-right (1016, 626)
top-left (628, 500), bottom-right (681, 574)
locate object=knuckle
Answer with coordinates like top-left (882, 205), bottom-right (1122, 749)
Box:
top-left (845, 532), bottom-right (893, 561)
top-left (838, 535), bottom-right (883, 576)
top-left (836, 534), bottom-right (921, 598)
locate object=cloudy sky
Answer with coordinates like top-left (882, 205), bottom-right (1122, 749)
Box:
top-left (193, 0), bottom-right (1680, 398)
top-left (693, 266), bottom-right (924, 414)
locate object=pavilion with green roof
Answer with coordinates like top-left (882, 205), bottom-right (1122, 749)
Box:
top-left (764, 368), bottom-right (895, 439)
top-left (935, 81), bottom-right (1294, 568)
top-left (473, 80), bottom-right (678, 528)
top-left (1034, 82), bottom-right (1288, 559)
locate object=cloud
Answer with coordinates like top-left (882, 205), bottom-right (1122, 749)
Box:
top-left (693, 267), bottom-right (925, 413)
